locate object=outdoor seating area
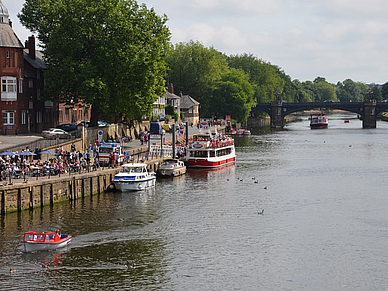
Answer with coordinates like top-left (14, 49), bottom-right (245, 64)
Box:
top-left (0, 146), bottom-right (98, 184)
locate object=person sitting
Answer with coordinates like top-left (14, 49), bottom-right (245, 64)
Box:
top-left (56, 229), bottom-right (62, 239)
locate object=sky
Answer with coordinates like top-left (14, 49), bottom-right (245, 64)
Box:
top-left (6, 0), bottom-right (388, 85)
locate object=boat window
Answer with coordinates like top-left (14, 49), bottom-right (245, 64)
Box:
top-left (191, 150), bottom-right (208, 158)
top-left (34, 234), bottom-right (45, 242)
top-left (99, 148), bottom-right (113, 154)
top-left (25, 234), bottom-right (32, 241)
top-left (46, 234), bottom-right (55, 241)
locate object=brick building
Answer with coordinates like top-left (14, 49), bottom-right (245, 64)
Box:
top-left (0, 0), bottom-right (24, 135)
top-left (0, 1), bottom-right (90, 135)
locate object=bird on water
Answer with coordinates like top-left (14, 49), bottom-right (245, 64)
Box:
top-left (258, 209), bottom-right (264, 215)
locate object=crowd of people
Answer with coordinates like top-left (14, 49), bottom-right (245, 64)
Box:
top-left (0, 144), bottom-right (98, 182)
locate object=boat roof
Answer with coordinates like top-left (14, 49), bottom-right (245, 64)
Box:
top-left (163, 159), bottom-right (179, 163)
top-left (121, 163), bottom-right (147, 168)
top-left (24, 231), bottom-right (56, 235)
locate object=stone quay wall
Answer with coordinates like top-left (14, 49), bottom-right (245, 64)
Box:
top-left (0, 158), bottom-right (164, 215)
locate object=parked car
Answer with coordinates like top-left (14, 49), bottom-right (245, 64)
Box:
top-left (98, 121), bottom-right (110, 127)
top-left (57, 123), bottom-right (78, 131)
top-left (42, 128), bottom-right (70, 139)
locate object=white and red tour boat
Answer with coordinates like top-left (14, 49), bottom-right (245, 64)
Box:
top-left (23, 231), bottom-right (72, 252)
top-left (310, 114), bottom-right (328, 129)
top-left (185, 130), bottom-right (236, 168)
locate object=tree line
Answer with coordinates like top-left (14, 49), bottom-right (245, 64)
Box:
top-left (18, 0), bottom-right (388, 125)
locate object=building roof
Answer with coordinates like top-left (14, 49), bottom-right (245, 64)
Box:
top-left (165, 90), bottom-right (180, 100)
top-left (180, 94), bottom-right (199, 109)
top-left (0, 23), bottom-right (23, 48)
top-left (24, 50), bottom-right (47, 70)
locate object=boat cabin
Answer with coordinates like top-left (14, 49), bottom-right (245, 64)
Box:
top-left (23, 231), bottom-right (67, 243)
top-left (119, 164), bottom-right (148, 174)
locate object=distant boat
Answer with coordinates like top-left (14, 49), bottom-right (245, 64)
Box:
top-left (310, 114), bottom-right (328, 129)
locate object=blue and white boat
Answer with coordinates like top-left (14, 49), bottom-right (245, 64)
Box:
top-left (113, 163), bottom-right (156, 191)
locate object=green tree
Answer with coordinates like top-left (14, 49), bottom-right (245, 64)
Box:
top-left (166, 40), bottom-right (229, 116)
top-left (381, 82), bottom-right (388, 100)
top-left (313, 81), bottom-right (337, 102)
top-left (19, 0), bottom-right (171, 125)
top-left (227, 53), bottom-right (285, 103)
top-left (292, 80), bottom-right (312, 102)
top-left (210, 69), bottom-right (255, 123)
top-left (366, 87), bottom-right (382, 101)
top-left (165, 104), bottom-right (175, 116)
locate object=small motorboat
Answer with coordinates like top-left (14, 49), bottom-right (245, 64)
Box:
top-left (113, 163), bottom-right (156, 191)
top-left (157, 159), bottom-right (186, 177)
top-left (23, 231), bottom-right (71, 253)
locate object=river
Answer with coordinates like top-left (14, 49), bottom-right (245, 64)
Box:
top-left (1, 112), bottom-right (387, 290)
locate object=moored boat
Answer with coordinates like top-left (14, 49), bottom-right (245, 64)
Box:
top-left (157, 159), bottom-right (186, 177)
top-left (185, 130), bottom-right (236, 168)
top-left (113, 163), bottom-right (156, 191)
top-left (310, 114), bottom-right (328, 129)
top-left (23, 231), bottom-right (71, 253)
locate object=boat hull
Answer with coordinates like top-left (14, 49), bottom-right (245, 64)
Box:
top-left (23, 237), bottom-right (71, 253)
top-left (114, 177), bottom-right (156, 191)
top-left (158, 167), bottom-right (186, 177)
top-left (187, 156), bottom-right (236, 168)
top-left (310, 124), bottom-right (328, 129)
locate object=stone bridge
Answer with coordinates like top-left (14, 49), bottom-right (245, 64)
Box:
top-left (253, 100), bottom-right (388, 128)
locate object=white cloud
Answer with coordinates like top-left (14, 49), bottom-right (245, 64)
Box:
top-left (8, 0), bottom-right (388, 84)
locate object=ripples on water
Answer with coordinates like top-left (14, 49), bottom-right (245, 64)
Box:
top-left (1, 113), bottom-right (387, 290)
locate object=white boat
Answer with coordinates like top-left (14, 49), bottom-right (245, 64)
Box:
top-left (113, 163), bottom-right (156, 191)
top-left (157, 159), bottom-right (186, 177)
top-left (23, 231), bottom-right (72, 253)
top-left (185, 130), bottom-right (236, 168)
top-left (310, 113), bottom-right (328, 129)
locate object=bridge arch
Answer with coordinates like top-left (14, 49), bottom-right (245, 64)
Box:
top-left (252, 100), bottom-right (386, 129)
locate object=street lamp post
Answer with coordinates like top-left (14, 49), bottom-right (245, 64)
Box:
top-left (274, 90), bottom-right (281, 101)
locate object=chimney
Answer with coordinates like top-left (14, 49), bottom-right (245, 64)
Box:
top-left (8, 19), bottom-right (12, 28)
top-left (25, 35), bottom-right (36, 60)
top-left (167, 83), bottom-right (174, 94)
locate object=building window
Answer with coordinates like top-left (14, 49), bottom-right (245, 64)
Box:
top-left (72, 110), bottom-right (77, 123)
top-left (6, 51), bottom-right (9, 59)
top-left (58, 110), bottom-right (63, 123)
top-left (29, 80), bottom-right (33, 88)
top-left (36, 111), bottom-right (42, 124)
top-left (85, 109), bottom-right (89, 121)
top-left (19, 79), bottom-right (23, 93)
top-left (1, 77), bottom-right (17, 101)
top-left (3, 111), bottom-right (15, 125)
top-left (79, 109), bottom-right (82, 120)
top-left (21, 111), bottom-right (26, 125)
top-left (65, 109), bottom-right (70, 122)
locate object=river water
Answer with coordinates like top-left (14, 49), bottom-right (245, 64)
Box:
top-left (1, 113), bottom-right (387, 290)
